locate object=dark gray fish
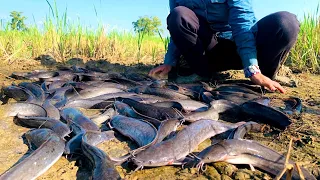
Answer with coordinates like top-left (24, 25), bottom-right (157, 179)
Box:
top-left (183, 106), bottom-right (219, 122)
top-left (182, 100), bottom-right (239, 122)
top-left (150, 101), bottom-right (184, 112)
top-left (201, 91), bottom-right (215, 104)
top-left (64, 99), bottom-right (106, 109)
top-left (4, 103), bottom-right (47, 117)
top-left (64, 121), bottom-right (85, 155)
top-left (48, 80), bottom-right (67, 90)
top-left (40, 81), bottom-right (49, 93)
top-left (129, 86), bottom-right (190, 100)
top-left (64, 81), bottom-right (92, 90)
top-left (108, 77), bottom-right (143, 88)
top-left (48, 86), bottom-right (74, 108)
top-left (117, 97), bottom-right (183, 121)
top-left (3, 86), bottom-right (37, 103)
top-left (86, 92), bottom-right (137, 101)
top-left (123, 72), bottom-right (154, 82)
top-left (81, 132), bottom-right (121, 180)
top-left (283, 97), bottom-right (303, 115)
top-left (173, 100), bottom-right (208, 112)
top-left (213, 84), bottom-right (261, 96)
top-left (16, 115), bottom-right (70, 138)
top-left (211, 91), bottom-right (260, 105)
top-left (231, 121), bottom-right (263, 139)
top-left (110, 115), bottom-right (158, 149)
top-left (114, 101), bottom-right (139, 118)
top-left (69, 87), bottom-right (124, 100)
top-left (83, 130), bottom-right (116, 146)
top-left (154, 119), bottom-right (181, 144)
top-left (61, 108), bottom-right (99, 131)
top-left (41, 71), bottom-right (76, 82)
top-left (113, 101), bottom-right (161, 127)
top-left (0, 129), bottom-right (65, 180)
top-left (194, 139), bottom-right (316, 180)
top-left (18, 82), bottom-right (45, 102)
top-left (42, 99), bottom-right (60, 120)
top-left (25, 71), bottom-right (59, 81)
top-left (131, 120), bottom-right (243, 168)
top-left (90, 100), bottom-right (115, 109)
top-left (92, 82), bottom-right (127, 90)
top-left (241, 101), bottom-right (292, 130)
top-left (25, 129), bottom-right (54, 148)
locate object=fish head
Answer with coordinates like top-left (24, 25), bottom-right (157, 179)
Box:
top-left (202, 143), bottom-right (229, 163)
top-left (130, 146), bottom-right (173, 167)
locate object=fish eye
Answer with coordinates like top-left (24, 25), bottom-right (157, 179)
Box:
top-left (148, 160), bottom-right (153, 164)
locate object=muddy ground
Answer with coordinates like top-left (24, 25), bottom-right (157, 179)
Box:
top-left (0, 58), bottom-right (319, 180)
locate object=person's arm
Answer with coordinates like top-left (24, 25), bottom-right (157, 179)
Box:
top-left (227, 0), bottom-right (285, 93)
top-left (149, 0), bottom-right (181, 78)
top-left (164, 0), bottom-right (181, 66)
top-left (164, 37), bottom-right (181, 66)
top-left (227, 0), bottom-right (257, 69)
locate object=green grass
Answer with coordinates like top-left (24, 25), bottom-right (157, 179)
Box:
top-left (0, 4), bottom-right (319, 73)
top-left (0, 1), bottom-right (166, 66)
top-left (287, 7), bottom-right (320, 73)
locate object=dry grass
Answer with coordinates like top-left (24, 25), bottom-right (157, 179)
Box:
top-left (0, 2), bottom-right (319, 73)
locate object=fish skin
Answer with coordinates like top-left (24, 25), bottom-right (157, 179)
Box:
top-left (4, 103), bottom-right (47, 117)
top-left (194, 139), bottom-right (316, 180)
top-left (16, 115), bottom-right (71, 139)
top-left (61, 107), bottom-right (99, 131)
top-left (231, 121), bottom-right (262, 139)
top-left (241, 101), bottom-right (292, 130)
top-left (81, 132), bottom-right (121, 180)
top-left (42, 99), bottom-right (60, 120)
top-left (110, 115), bottom-right (157, 148)
top-left (117, 97), bottom-right (183, 121)
top-left (131, 120), bottom-right (242, 168)
top-left (18, 82), bottom-right (45, 103)
top-left (128, 86), bottom-right (191, 100)
top-left (154, 119), bottom-right (181, 144)
top-left (0, 129), bottom-right (65, 180)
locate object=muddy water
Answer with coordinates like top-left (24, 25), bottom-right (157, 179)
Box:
top-left (0, 60), bottom-right (319, 180)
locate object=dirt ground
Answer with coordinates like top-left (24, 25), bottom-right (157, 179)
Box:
top-left (0, 58), bottom-right (319, 180)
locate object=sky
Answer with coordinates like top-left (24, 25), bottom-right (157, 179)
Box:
top-left (0, 0), bottom-right (319, 34)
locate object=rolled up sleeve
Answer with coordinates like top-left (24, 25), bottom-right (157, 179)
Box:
top-left (164, 37), bottom-right (181, 66)
top-left (227, 0), bottom-right (258, 68)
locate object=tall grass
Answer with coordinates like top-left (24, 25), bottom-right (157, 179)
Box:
top-left (287, 6), bottom-right (320, 73)
top-left (0, 1), bottom-right (166, 65)
top-left (0, 3), bottom-right (320, 73)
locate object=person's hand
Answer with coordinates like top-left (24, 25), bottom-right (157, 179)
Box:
top-left (250, 73), bottom-right (286, 93)
top-left (148, 64), bottom-right (172, 79)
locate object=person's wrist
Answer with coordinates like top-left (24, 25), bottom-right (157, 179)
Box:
top-left (244, 65), bottom-right (261, 78)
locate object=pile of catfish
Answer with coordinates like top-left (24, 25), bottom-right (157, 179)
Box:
top-left (0, 66), bottom-right (316, 180)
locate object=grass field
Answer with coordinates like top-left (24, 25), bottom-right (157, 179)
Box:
top-left (0, 6), bottom-right (319, 73)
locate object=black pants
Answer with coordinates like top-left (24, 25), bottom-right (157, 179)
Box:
top-left (167, 6), bottom-right (300, 79)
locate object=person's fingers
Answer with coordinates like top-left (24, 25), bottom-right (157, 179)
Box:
top-left (148, 69), bottom-right (154, 76)
top-left (149, 67), bottom-right (162, 76)
top-left (265, 83), bottom-right (276, 92)
top-left (159, 68), bottom-right (169, 77)
top-left (273, 81), bottom-right (286, 94)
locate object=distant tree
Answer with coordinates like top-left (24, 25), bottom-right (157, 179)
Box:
top-left (10, 11), bottom-right (27, 31)
top-left (132, 16), bottom-right (162, 36)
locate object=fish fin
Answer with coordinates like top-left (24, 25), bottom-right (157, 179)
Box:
top-left (133, 165), bottom-right (143, 172)
top-left (196, 161), bottom-right (206, 173)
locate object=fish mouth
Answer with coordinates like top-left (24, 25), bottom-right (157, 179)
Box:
top-left (128, 157), bottom-right (144, 171)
